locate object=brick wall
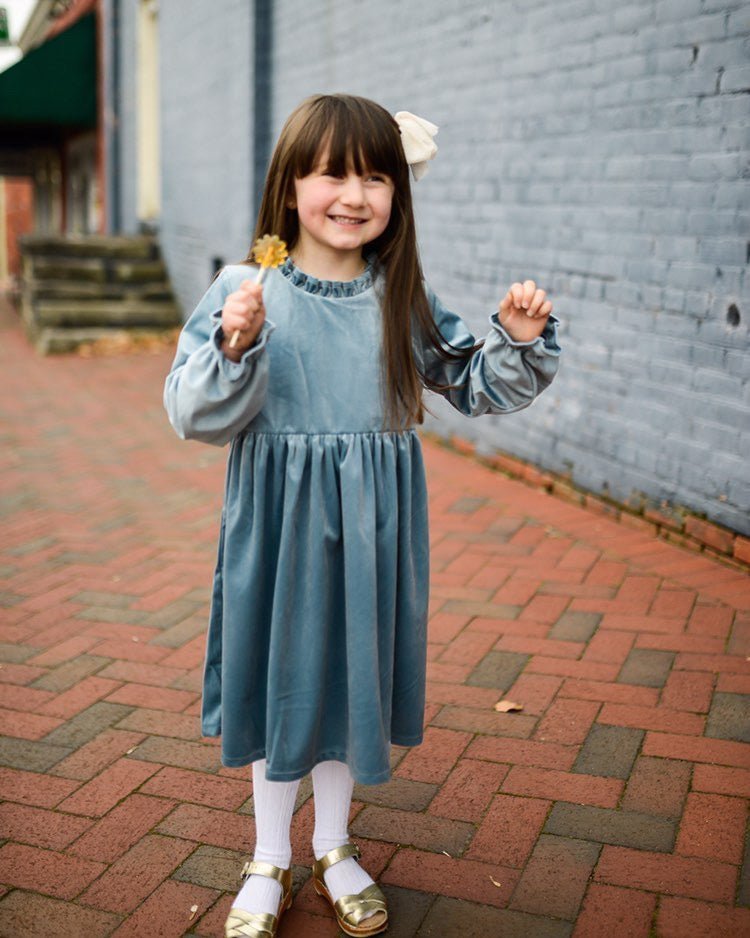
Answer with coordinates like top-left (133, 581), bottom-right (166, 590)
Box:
top-left (269, 0), bottom-right (750, 535)
top-left (111, 0), bottom-right (749, 535)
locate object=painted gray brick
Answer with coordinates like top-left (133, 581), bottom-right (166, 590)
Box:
top-left (103, 0), bottom-right (750, 536)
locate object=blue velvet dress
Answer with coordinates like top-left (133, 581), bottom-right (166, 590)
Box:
top-left (163, 256), bottom-right (561, 784)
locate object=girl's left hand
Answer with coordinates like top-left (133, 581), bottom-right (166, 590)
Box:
top-left (498, 280), bottom-right (553, 344)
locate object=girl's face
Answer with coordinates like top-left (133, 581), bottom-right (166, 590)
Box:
top-left (291, 149), bottom-right (394, 266)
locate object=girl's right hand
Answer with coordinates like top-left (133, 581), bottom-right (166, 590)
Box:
top-left (220, 280), bottom-right (266, 360)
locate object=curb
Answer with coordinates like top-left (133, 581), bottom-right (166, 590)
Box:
top-left (421, 430), bottom-right (750, 574)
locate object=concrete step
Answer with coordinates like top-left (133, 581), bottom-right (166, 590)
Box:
top-left (35, 300), bottom-right (181, 328)
top-left (19, 233), bottom-right (155, 259)
top-left (31, 325), bottom-right (179, 355)
top-left (25, 256), bottom-right (168, 283)
top-left (30, 280), bottom-right (175, 302)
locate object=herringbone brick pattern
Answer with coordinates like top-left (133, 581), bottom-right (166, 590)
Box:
top-left (1, 296), bottom-right (749, 937)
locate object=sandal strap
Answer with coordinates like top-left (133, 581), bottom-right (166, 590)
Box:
top-left (335, 883), bottom-right (388, 926)
top-left (240, 860), bottom-right (288, 886)
top-left (312, 841), bottom-right (361, 877)
top-left (225, 907), bottom-right (278, 938)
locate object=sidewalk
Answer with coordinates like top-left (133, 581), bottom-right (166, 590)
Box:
top-left (1, 295), bottom-right (749, 938)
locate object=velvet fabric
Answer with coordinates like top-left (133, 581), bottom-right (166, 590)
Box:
top-left (163, 258), bottom-right (562, 784)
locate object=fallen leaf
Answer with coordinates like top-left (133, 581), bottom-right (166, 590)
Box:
top-left (189, 904), bottom-right (199, 921)
top-left (490, 876), bottom-right (503, 887)
top-left (494, 699), bottom-right (523, 712)
top-left (441, 850), bottom-right (452, 858)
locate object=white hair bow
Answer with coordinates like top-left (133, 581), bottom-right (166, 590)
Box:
top-left (394, 111), bottom-right (439, 181)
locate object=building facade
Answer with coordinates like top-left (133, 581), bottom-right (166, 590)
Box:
top-left (103, 0), bottom-right (749, 536)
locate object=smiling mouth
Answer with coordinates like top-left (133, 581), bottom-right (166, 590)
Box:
top-left (328, 215), bottom-right (367, 226)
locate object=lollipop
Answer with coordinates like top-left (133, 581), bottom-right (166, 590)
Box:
top-left (229, 234), bottom-right (288, 348)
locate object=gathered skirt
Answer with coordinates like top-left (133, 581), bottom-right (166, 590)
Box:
top-left (201, 427), bottom-right (430, 785)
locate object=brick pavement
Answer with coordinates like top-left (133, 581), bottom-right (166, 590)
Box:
top-left (1, 296), bottom-right (749, 938)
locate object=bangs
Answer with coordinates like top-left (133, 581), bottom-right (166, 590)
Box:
top-left (290, 96), bottom-right (405, 181)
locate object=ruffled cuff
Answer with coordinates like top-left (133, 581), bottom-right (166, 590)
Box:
top-left (488, 311), bottom-right (561, 356)
top-left (209, 309), bottom-right (276, 380)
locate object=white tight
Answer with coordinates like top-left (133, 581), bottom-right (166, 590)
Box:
top-left (231, 758), bottom-right (377, 921)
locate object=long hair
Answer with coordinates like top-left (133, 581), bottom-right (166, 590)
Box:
top-left (241, 93), bottom-right (482, 429)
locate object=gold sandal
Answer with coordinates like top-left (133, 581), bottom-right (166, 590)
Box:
top-left (311, 842), bottom-right (388, 936)
top-left (224, 860), bottom-right (293, 938)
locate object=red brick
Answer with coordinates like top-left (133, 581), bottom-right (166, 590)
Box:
top-left (51, 728), bottom-right (146, 780)
top-left (380, 847), bottom-right (518, 907)
top-left (503, 672), bottom-right (563, 716)
top-left (0, 682), bottom-right (55, 712)
top-left (0, 766), bottom-right (80, 807)
top-left (692, 763), bottom-right (750, 798)
top-left (115, 708), bottom-right (202, 740)
top-left (36, 676), bottom-right (123, 719)
top-left (109, 878), bottom-right (219, 937)
top-left (466, 793), bottom-right (550, 866)
top-left (0, 842), bottom-right (106, 899)
top-left (597, 702), bottom-right (705, 735)
top-left (560, 680), bottom-right (657, 711)
top-left (687, 604), bottom-right (734, 638)
top-left (684, 517), bottom-right (734, 554)
top-left (593, 845), bottom-right (737, 902)
top-left (509, 835), bottom-right (599, 919)
top-left (675, 792), bottom-right (748, 864)
top-left (156, 803), bottom-right (255, 852)
top-left (466, 735), bottom-right (576, 771)
top-left (642, 731), bottom-right (750, 769)
top-left (621, 756), bottom-right (691, 817)
top-left (599, 613), bottom-right (686, 634)
top-left (580, 629), bottom-right (634, 664)
top-left (502, 765), bottom-right (622, 808)
top-left (0, 802), bottom-right (93, 849)
top-left (650, 589), bottom-right (696, 618)
top-left (424, 682), bottom-right (499, 709)
top-left (657, 896), bottom-right (750, 938)
top-left (57, 758), bottom-right (161, 817)
top-left (581, 559), bottom-right (625, 588)
top-left (0, 706), bottom-right (62, 740)
top-left (660, 670), bottom-right (714, 712)
top-left (673, 652), bottom-right (750, 675)
top-left (26, 635), bottom-right (101, 667)
top-left (534, 697), bottom-right (600, 745)
top-left (635, 633), bottom-right (726, 654)
top-left (69, 793), bottom-right (178, 862)
top-left (427, 611), bottom-right (472, 643)
top-left (139, 765), bottom-right (250, 810)
top-left (495, 634), bottom-right (585, 659)
top-left (159, 633), bottom-right (207, 670)
top-left (89, 638), bottom-right (172, 664)
top-left (0, 661), bottom-right (47, 684)
top-left (573, 882), bottom-right (657, 938)
top-left (79, 833), bottom-right (196, 913)
top-left (103, 681), bottom-right (198, 712)
top-left (0, 892), bottom-right (120, 937)
top-left (95, 659), bottom-right (188, 687)
top-left (437, 630), bottom-right (498, 666)
top-left (517, 594), bottom-right (570, 623)
top-left (717, 673), bottom-right (750, 694)
top-left (427, 758), bottom-right (507, 822)
top-left (425, 660), bottom-right (473, 683)
top-left (527, 656), bottom-right (620, 681)
top-left (394, 726), bottom-right (472, 784)
top-left (131, 582), bottom-right (192, 611)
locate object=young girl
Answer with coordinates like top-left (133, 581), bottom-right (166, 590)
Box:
top-left (164, 93), bottom-right (561, 938)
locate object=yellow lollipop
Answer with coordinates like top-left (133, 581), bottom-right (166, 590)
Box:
top-left (229, 234), bottom-right (288, 348)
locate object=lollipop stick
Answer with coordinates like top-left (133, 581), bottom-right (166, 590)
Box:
top-left (228, 266), bottom-right (268, 349)
top-left (227, 234), bottom-right (286, 350)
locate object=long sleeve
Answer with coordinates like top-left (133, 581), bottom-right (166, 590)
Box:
top-left (413, 282), bottom-right (562, 417)
top-left (163, 267), bottom-right (276, 446)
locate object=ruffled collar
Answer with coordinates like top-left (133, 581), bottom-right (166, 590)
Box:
top-left (278, 255), bottom-right (376, 297)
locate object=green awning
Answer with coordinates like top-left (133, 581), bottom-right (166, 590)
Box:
top-left (0, 11), bottom-right (96, 130)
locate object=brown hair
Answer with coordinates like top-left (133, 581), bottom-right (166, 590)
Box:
top-left (240, 93), bottom-right (482, 429)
